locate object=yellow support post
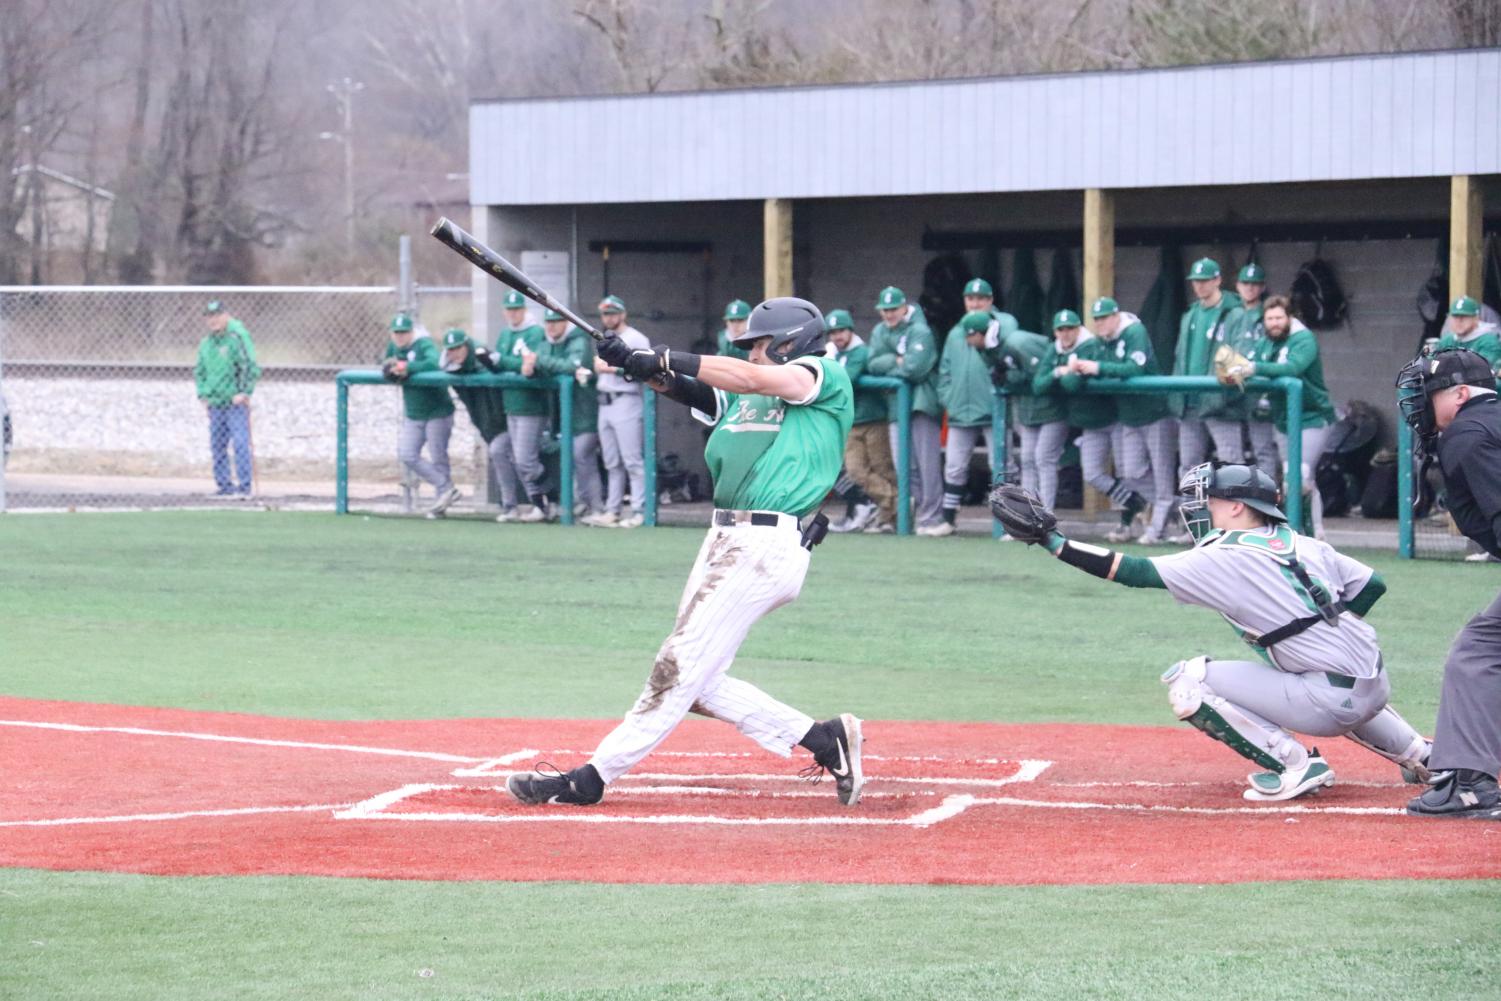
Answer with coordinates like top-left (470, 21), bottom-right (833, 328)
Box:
top-left (764, 198), bottom-right (794, 300)
top-left (1451, 176), bottom-right (1484, 302)
top-left (1081, 188), bottom-right (1115, 517)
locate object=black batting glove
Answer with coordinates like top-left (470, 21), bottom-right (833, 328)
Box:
top-left (621, 346), bottom-right (666, 382)
top-left (596, 335), bottom-right (634, 367)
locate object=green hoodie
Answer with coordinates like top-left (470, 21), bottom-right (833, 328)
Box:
top-left (1171, 289), bottom-right (1242, 417)
top-left (533, 327), bottom-right (599, 433)
top-left (1252, 320), bottom-right (1336, 432)
top-left (940, 310), bottom-right (1017, 426)
top-left (494, 324), bottom-right (550, 416)
top-left (1033, 331), bottom-right (1115, 430)
top-left (194, 319), bottom-right (260, 405)
top-left (1436, 323), bottom-right (1501, 371)
top-left (835, 335), bottom-right (886, 426)
top-left (383, 336), bottom-right (454, 421)
top-left (1091, 315), bottom-right (1170, 427)
top-left (865, 305), bottom-right (940, 419)
top-left (982, 329), bottom-right (1060, 427)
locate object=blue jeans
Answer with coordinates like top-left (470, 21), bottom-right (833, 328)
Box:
top-left (208, 403), bottom-right (252, 492)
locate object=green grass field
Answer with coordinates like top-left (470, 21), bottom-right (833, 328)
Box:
top-left (3, 512), bottom-right (1498, 1001)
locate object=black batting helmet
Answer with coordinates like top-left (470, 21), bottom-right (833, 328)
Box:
top-left (733, 297), bottom-right (827, 364)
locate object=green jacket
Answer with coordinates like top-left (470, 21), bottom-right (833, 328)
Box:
top-left (495, 324), bottom-right (549, 416)
top-left (1437, 324), bottom-right (1501, 371)
top-left (1033, 332), bottom-right (1115, 430)
top-left (532, 327), bottom-right (599, 433)
top-left (836, 336), bottom-right (886, 426)
top-left (194, 319), bottom-right (260, 405)
top-left (865, 305), bottom-right (940, 419)
top-left (449, 348), bottom-right (508, 442)
top-left (940, 310), bottom-right (1017, 426)
top-left (982, 329), bottom-right (1060, 427)
top-left (1171, 290), bottom-right (1242, 417)
top-left (716, 328), bottom-right (749, 361)
top-left (384, 336), bottom-right (454, 421)
top-left (1222, 302), bottom-right (1272, 422)
top-left (1091, 316), bottom-right (1170, 427)
top-left (1253, 320), bottom-right (1337, 432)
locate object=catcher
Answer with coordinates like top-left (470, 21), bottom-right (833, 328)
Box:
top-left (989, 468), bottom-right (1432, 802)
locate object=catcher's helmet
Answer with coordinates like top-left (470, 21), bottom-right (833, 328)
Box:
top-left (1396, 347), bottom-right (1496, 458)
top-left (733, 297), bottom-right (827, 364)
top-left (1178, 462), bottom-right (1285, 543)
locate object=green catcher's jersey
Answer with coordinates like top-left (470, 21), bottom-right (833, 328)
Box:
top-left (700, 355), bottom-right (853, 517)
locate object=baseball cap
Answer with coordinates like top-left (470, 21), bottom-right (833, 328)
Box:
top-left (1053, 308), bottom-right (1082, 329)
top-left (875, 286), bottom-right (906, 310)
top-left (543, 308), bottom-right (566, 322)
top-left (203, 300), bottom-right (225, 315)
top-left (502, 290), bottom-right (527, 309)
top-left (963, 278), bottom-right (993, 298)
top-left (441, 328), bottom-right (469, 349)
top-left (961, 310), bottom-right (992, 334)
top-left (598, 294), bottom-right (626, 314)
top-left (824, 309), bottom-right (854, 331)
top-left (390, 313), bottom-right (414, 333)
top-left (1187, 258), bottom-right (1221, 281)
top-left (723, 299), bottom-right (751, 321)
top-left (1449, 295), bottom-right (1481, 318)
top-left (1238, 262), bottom-right (1266, 283)
top-left (1090, 296), bottom-right (1119, 319)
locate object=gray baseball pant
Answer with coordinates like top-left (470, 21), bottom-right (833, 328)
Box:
top-left (573, 430), bottom-right (605, 514)
top-left (1247, 419), bottom-right (1280, 481)
top-left (1178, 417), bottom-right (1242, 474)
top-left (889, 413), bottom-right (943, 528)
top-left (943, 424), bottom-right (993, 516)
top-left (1430, 589), bottom-right (1501, 774)
top-left (507, 414), bottom-right (548, 499)
top-left (1114, 417), bottom-right (1179, 534)
top-left (1205, 418), bottom-right (1247, 464)
top-left (398, 415), bottom-right (454, 491)
top-left (600, 393), bottom-right (646, 514)
top-left (1079, 426), bottom-right (1138, 509)
top-left (487, 432), bottom-right (522, 509)
top-left (1275, 423), bottom-right (1332, 537)
top-left (1025, 421), bottom-right (1070, 510)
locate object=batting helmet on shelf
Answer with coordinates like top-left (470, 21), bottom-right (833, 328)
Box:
top-left (734, 297), bottom-right (827, 364)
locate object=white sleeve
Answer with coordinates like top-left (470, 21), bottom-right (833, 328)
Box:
top-left (784, 357), bottom-right (826, 407)
top-left (1150, 547), bottom-right (1240, 612)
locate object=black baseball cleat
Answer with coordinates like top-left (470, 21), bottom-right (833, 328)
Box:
top-left (1406, 768), bottom-right (1501, 820)
top-left (506, 763), bottom-right (605, 806)
top-left (802, 714), bottom-right (864, 806)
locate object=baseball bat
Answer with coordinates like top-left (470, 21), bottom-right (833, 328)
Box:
top-left (429, 217), bottom-right (601, 340)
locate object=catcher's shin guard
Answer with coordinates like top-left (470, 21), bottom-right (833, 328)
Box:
top-left (1161, 657), bottom-right (1299, 773)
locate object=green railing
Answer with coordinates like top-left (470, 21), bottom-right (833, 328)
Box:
top-left (990, 375), bottom-right (1307, 536)
top-left (855, 376), bottom-right (914, 535)
top-left (334, 368), bottom-right (656, 524)
top-left (1396, 397), bottom-right (1415, 558)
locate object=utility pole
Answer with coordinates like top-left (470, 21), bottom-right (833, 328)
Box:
top-left (320, 78), bottom-right (364, 254)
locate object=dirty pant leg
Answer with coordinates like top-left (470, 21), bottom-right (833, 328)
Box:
top-left (399, 416), bottom-right (450, 490)
top-left (572, 430), bottom-right (604, 513)
top-left (507, 415), bottom-right (548, 498)
top-left (891, 414), bottom-right (944, 527)
top-left (588, 524), bottom-right (810, 784)
top-left (487, 432), bottom-right (522, 509)
top-left (1431, 589), bottom-right (1501, 774)
top-left (1031, 421), bottom-right (1069, 510)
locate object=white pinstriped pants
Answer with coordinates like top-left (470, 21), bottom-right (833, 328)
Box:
top-left (588, 520), bottom-right (816, 785)
top-left (1113, 417), bottom-right (1178, 534)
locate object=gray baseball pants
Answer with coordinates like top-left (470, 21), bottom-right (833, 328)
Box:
top-left (1430, 589), bottom-right (1501, 774)
top-left (573, 430), bottom-right (605, 514)
top-left (1178, 416), bottom-right (1243, 474)
top-left (943, 424), bottom-right (994, 515)
top-left (1248, 419), bottom-right (1280, 481)
top-left (1023, 421), bottom-right (1070, 510)
top-left (1079, 426), bottom-right (1135, 509)
top-left (487, 432), bottom-right (522, 509)
top-left (889, 413), bottom-right (943, 528)
top-left (1275, 423), bottom-right (1332, 537)
top-left (1114, 417), bottom-right (1179, 534)
top-left (507, 414), bottom-right (549, 499)
top-left (600, 393), bottom-right (646, 514)
top-left (398, 415), bottom-right (454, 491)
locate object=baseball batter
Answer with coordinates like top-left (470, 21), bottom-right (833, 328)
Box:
top-left (990, 464), bottom-right (1430, 802)
top-left (507, 297), bottom-right (865, 808)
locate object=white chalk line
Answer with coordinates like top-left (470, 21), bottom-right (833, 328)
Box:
top-left (0, 803), bottom-right (352, 828)
top-left (970, 795), bottom-right (1405, 817)
top-left (450, 750), bottom-right (540, 776)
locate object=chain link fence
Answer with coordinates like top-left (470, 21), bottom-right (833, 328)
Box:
top-left (0, 284), bottom-right (471, 512)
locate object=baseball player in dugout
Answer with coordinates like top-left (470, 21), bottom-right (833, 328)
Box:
top-left (988, 465), bottom-right (1432, 803)
top-left (591, 295), bottom-right (649, 527)
top-left (194, 299), bottom-right (260, 497)
top-left (1436, 294), bottom-right (1501, 370)
top-left (534, 308), bottom-right (607, 525)
top-left (827, 308), bottom-right (897, 534)
top-left (439, 327), bottom-right (524, 521)
top-left (1397, 347), bottom-right (1501, 819)
top-left (973, 312), bottom-right (1054, 508)
top-left (1223, 263), bottom-right (1281, 477)
top-left (1172, 258), bottom-right (1243, 485)
top-left (716, 299), bottom-right (752, 361)
top-left (496, 290), bottom-right (553, 522)
top-left (507, 298), bottom-right (865, 808)
top-left (936, 279), bottom-right (1017, 535)
top-left (382, 312), bottom-right (461, 518)
top-left (865, 285), bottom-right (946, 534)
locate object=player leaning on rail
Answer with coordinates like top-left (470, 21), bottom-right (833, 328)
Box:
top-left (506, 298), bottom-right (867, 808)
top-left (989, 466), bottom-right (1432, 803)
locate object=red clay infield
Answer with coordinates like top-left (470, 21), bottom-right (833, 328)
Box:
top-left (1, 697), bottom-right (1495, 885)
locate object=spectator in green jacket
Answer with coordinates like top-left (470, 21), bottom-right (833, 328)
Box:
top-left (1223, 263), bottom-right (1279, 479)
top-left (1437, 295), bottom-right (1501, 371)
top-left (1173, 257), bottom-right (1243, 472)
top-left (716, 300), bottom-right (752, 361)
top-left (977, 318), bottom-right (1056, 509)
top-left (495, 289), bottom-right (553, 522)
top-left (866, 285), bottom-right (943, 533)
top-left (384, 312), bottom-right (459, 517)
top-left (936, 279), bottom-right (1018, 534)
top-left (828, 308), bottom-right (895, 533)
top-left (1036, 308), bottom-right (1124, 522)
top-left (1244, 295), bottom-right (1338, 538)
top-left (440, 327), bottom-right (524, 522)
top-left (534, 308), bottom-right (607, 525)
top-left (194, 299), bottom-right (260, 497)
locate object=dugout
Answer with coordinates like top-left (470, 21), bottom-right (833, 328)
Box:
top-left (468, 50), bottom-right (1500, 496)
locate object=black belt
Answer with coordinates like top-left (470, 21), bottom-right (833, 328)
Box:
top-left (599, 391), bottom-right (639, 405)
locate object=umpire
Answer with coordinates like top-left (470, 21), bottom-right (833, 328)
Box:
top-left (1397, 347), bottom-right (1501, 819)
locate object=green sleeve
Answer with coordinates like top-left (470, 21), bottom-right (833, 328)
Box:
top-left (895, 325), bottom-right (938, 381)
top-left (1173, 312), bottom-right (1191, 374)
top-left (1058, 372), bottom-right (1085, 393)
top-left (844, 345), bottom-right (870, 385)
top-left (406, 338), bottom-right (440, 375)
top-left (492, 348), bottom-right (524, 373)
top-left (1255, 331), bottom-right (1318, 378)
top-left (228, 321), bottom-right (260, 395)
top-left (1032, 347), bottom-right (1062, 395)
top-left (1114, 554), bottom-right (1166, 589)
top-left (1345, 572), bottom-right (1386, 617)
top-left (1044, 533), bottom-right (1165, 588)
top-left (937, 329), bottom-right (957, 399)
top-left (193, 340), bottom-right (208, 397)
top-left (865, 328), bottom-right (897, 375)
top-left (382, 341), bottom-right (398, 363)
top-left (1095, 330), bottom-right (1150, 379)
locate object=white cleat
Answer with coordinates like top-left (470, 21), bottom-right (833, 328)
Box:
top-left (1243, 751), bottom-right (1335, 802)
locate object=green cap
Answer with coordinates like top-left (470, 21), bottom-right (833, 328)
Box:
top-left (598, 294), bottom-right (626, 314)
top-left (441, 328), bottom-right (469, 349)
top-left (1090, 296), bottom-right (1119, 318)
top-left (1450, 295), bottom-right (1481, 318)
top-left (1187, 258), bottom-right (1221, 281)
top-left (502, 290), bottom-right (527, 309)
top-left (824, 309), bottom-right (854, 331)
top-left (961, 310), bottom-right (992, 334)
top-left (203, 299), bottom-right (224, 315)
top-left (723, 299), bottom-right (752, 321)
top-left (543, 308), bottom-right (566, 322)
top-left (876, 286), bottom-right (906, 310)
top-left (390, 312), bottom-right (414, 333)
top-left (963, 278), bottom-right (993, 298)
top-left (1052, 308), bottom-right (1082, 329)
top-left (1238, 262), bottom-right (1266, 283)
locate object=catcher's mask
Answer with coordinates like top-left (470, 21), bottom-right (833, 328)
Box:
top-left (1395, 347), bottom-right (1496, 459)
top-left (1178, 462), bottom-right (1286, 543)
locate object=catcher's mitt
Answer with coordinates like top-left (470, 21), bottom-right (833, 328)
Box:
top-left (1213, 344), bottom-right (1254, 388)
top-left (381, 357), bottom-right (407, 382)
top-left (987, 483), bottom-right (1058, 545)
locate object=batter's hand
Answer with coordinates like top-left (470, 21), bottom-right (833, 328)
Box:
top-left (596, 335), bottom-right (634, 368)
top-left (620, 346), bottom-right (664, 382)
top-left (231, 394), bottom-right (249, 406)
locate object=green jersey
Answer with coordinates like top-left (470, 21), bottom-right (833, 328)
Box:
top-left (1172, 290), bottom-right (1242, 417)
top-left (1254, 321), bottom-right (1337, 432)
top-left (1436, 324), bottom-right (1501, 372)
top-left (834, 336), bottom-right (886, 425)
top-left (1033, 332), bottom-right (1114, 430)
top-left (716, 328), bottom-right (750, 361)
top-left (495, 324), bottom-right (550, 416)
top-left (1224, 302), bottom-right (1271, 422)
top-left (383, 336), bottom-right (454, 421)
top-left (702, 355), bottom-right (853, 517)
top-left (1092, 316), bottom-right (1170, 427)
top-left (865, 305), bottom-right (941, 419)
top-left (533, 327), bottom-right (599, 433)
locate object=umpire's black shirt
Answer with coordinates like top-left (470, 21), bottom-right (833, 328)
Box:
top-left (1438, 392), bottom-right (1501, 558)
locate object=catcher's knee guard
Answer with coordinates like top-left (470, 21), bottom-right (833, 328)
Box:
top-left (1161, 656), bottom-right (1288, 773)
top-left (1161, 656), bottom-right (1210, 720)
